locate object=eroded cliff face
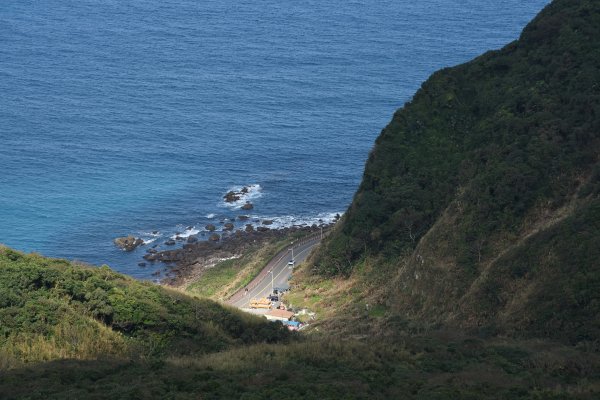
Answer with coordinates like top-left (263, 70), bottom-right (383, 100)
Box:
top-left (312, 0), bottom-right (600, 343)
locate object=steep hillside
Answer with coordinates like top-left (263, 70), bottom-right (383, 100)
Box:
top-left (0, 246), bottom-right (288, 368)
top-left (312, 0), bottom-right (600, 343)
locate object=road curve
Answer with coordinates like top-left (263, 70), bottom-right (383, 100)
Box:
top-left (228, 233), bottom-right (322, 308)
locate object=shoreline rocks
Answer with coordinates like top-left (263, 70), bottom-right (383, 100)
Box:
top-left (114, 236), bottom-right (144, 252)
top-left (223, 191), bottom-right (240, 203)
top-left (223, 186), bottom-right (253, 203)
top-left (187, 235), bottom-right (198, 243)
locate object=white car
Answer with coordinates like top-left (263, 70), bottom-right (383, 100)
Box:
top-left (287, 260), bottom-right (295, 268)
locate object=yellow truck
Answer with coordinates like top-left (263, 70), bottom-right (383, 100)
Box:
top-left (250, 297), bottom-right (272, 309)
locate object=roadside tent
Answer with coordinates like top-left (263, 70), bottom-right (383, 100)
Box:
top-left (264, 309), bottom-right (294, 322)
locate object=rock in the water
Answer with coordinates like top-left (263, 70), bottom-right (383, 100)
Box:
top-left (240, 186), bottom-right (249, 194)
top-left (257, 226), bottom-right (270, 232)
top-left (146, 248), bottom-right (158, 254)
top-left (165, 239), bottom-right (176, 246)
top-left (224, 191), bottom-right (240, 203)
top-left (138, 262), bottom-right (147, 267)
top-left (205, 224), bottom-right (216, 231)
top-left (238, 215), bottom-right (249, 221)
top-left (209, 233), bottom-right (220, 242)
top-left (241, 202), bottom-right (254, 210)
top-left (187, 235), bottom-right (198, 243)
top-left (223, 222), bottom-right (234, 231)
top-left (152, 230), bottom-right (159, 235)
top-left (114, 236), bottom-right (144, 251)
top-left (143, 253), bottom-right (157, 261)
top-left (262, 220), bottom-right (273, 225)
top-left (245, 224), bottom-right (254, 232)
top-left (186, 226), bottom-right (193, 230)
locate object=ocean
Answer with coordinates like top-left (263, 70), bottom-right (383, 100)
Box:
top-left (0, 0), bottom-right (550, 279)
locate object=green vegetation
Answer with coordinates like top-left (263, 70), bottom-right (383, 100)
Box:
top-left (321, 0), bottom-right (600, 271)
top-left (186, 257), bottom-right (241, 298)
top-left (2, 1), bottom-right (599, 398)
top-left (1, 335), bottom-right (598, 399)
top-left (5, 247), bottom-right (597, 399)
top-left (311, 0), bottom-right (600, 343)
top-left (0, 247), bottom-right (289, 369)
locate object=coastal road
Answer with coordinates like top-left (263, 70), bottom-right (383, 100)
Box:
top-left (228, 234), bottom-right (322, 309)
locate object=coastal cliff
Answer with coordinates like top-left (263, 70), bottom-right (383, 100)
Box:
top-left (312, 0), bottom-right (600, 343)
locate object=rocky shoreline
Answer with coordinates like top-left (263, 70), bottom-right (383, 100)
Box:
top-left (152, 224), bottom-right (329, 288)
top-left (112, 185), bottom-right (339, 285)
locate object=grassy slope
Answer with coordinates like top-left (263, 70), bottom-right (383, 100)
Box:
top-left (0, 247), bottom-right (289, 369)
top-left (4, 248), bottom-right (597, 399)
top-left (1, 335), bottom-right (598, 399)
top-left (307, 0), bottom-right (600, 343)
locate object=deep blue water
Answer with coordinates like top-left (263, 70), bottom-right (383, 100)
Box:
top-left (0, 0), bottom-right (549, 279)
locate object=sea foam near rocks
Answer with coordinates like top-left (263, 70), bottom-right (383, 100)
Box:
top-left (139, 231), bottom-right (162, 245)
top-left (171, 226), bottom-right (200, 240)
top-left (220, 184), bottom-right (263, 209)
top-left (239, 211), bottom-right (343, 231)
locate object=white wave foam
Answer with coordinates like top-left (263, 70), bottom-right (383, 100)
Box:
top-left (139, 230), bottom-right (162, 245)
top-left (153, 211), bottom-right (341, 246)
top-left (205, 213), bottom-right (215, 219)
top-left (170, 226), bottom-right (200, 239)
top-left (243, 211), bottom-right (343, 230)
top-left (220, 184), bottom-right (263, 210)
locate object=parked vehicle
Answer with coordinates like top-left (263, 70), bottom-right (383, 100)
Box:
top-left (267, 294), bottom-right (279, 302)
top-left (274, 285), bottom-right (290, 293)
top-left (287, 260), bottom-right (295, 268)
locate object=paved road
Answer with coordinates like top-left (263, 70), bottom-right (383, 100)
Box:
top-left (228, 234), bottom-right (322, 308)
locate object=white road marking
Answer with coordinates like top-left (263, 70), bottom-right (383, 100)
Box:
top-left (235, 242), bottom-right (316, 307)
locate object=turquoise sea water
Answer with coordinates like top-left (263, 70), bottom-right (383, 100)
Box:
top-left (0, 0), bottom-right (549, 279)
